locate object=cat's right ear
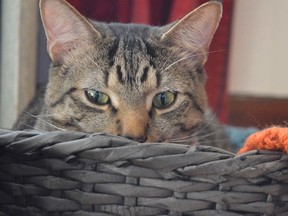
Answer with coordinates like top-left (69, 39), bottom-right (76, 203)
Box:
top-left (40, 0), bottom-right (101, 63)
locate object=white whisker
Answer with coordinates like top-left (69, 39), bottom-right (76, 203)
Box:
top-left (171, 129), bottom-right (220, 143)
top-left (22, 124), bottom-right (45, 132)
top-left (163, 50), bottom-right (224, 71)
top-left (170, 112), bottom-right (218, 142)
top-left (164, 54), bottom-right (194, 71)
top-left (158, 50), bottom-right (175, 72)
top-left (197, 138), bottom-right (231, 146)
top-left (195, 112), bottom-right (218, 134)
top-left (23, 112), bottom-right (66, 131)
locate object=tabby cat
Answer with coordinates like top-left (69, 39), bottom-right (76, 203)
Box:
top-left (15, 0), bottom-right (231, 150)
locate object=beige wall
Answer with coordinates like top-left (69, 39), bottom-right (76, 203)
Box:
top-left (228, 0), bottom-right (288, 98)
top-left (0, 0), bottom-right (38, 129)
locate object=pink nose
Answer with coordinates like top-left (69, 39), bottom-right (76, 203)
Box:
top-left (120, 110), bottom-right (148, 142)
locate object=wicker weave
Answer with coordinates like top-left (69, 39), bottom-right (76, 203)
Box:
top-left (1, 129), bottom-right (288, 216)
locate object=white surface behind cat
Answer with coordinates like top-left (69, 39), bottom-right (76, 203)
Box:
top-left (228, 0), bottom-right (288, 98)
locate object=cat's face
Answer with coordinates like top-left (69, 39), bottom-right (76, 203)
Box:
top-left (40, 0), bottom-right (222, 143)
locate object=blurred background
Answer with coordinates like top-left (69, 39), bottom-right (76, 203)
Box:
top-left (0, 0), bottom-right (287, 129)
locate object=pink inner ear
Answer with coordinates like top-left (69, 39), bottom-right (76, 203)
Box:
top-left (40, 0), bottom-right (95, 62)
top-left (49, 38), bottom-right (76, 62)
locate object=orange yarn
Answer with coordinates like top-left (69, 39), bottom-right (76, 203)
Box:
top-left (238, 127), bottom-right (288, 154)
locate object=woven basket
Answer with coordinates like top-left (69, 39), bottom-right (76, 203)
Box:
top-left (1, 129), bottom-right (288, 216)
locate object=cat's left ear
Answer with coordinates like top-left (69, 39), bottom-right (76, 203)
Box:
top-left (161, 1), bottom-right (222, 53)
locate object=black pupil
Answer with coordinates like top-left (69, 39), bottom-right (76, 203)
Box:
top-left (160, 93), bottom-right (166, 105)
top-left (89, 90), bottom-right (99, 102)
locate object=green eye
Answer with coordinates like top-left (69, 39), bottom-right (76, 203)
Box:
top-left (153, 92), bottom-right (176, 109)
top-left (85, 89), bottom-right (110, 105)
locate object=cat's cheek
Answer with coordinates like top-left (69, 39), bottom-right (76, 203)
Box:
top-left (105, 120), bottom-right (122, 137)
top-left (148, 123), bottom-right (173, 143)
top-left (146, 134), bottom-right (162, 143)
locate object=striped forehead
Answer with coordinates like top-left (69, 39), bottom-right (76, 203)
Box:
top-left (106, 34), bottom-right (160, 88)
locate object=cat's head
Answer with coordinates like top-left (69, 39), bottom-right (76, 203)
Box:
top-left (40, 0), bottom-right (222, 143)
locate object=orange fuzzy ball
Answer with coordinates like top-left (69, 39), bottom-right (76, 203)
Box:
top-left (238, 127), bottom-right (288, 154)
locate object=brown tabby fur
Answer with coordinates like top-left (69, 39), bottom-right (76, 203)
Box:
top-left (14, 0), bottom-right (231, 150)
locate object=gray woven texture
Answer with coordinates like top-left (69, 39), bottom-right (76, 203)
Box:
top-left (1, 129), bottom-right (288, 216)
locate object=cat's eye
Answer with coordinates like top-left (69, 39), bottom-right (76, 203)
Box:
top-left (85, 89), bottom-right (110, 105)
top-left (153, 92), bottom-right (176, 109)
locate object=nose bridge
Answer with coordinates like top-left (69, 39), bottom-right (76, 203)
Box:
top-left (121, 108), bottom-right (148, 140)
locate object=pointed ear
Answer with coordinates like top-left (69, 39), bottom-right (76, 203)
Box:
top-left (40, 0), bottom-right (101, 63)
top-left (161, 2), bottom-right (222, 53)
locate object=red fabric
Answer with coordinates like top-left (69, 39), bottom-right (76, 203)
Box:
top-left (67, 0), bottom-right (233, 122)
